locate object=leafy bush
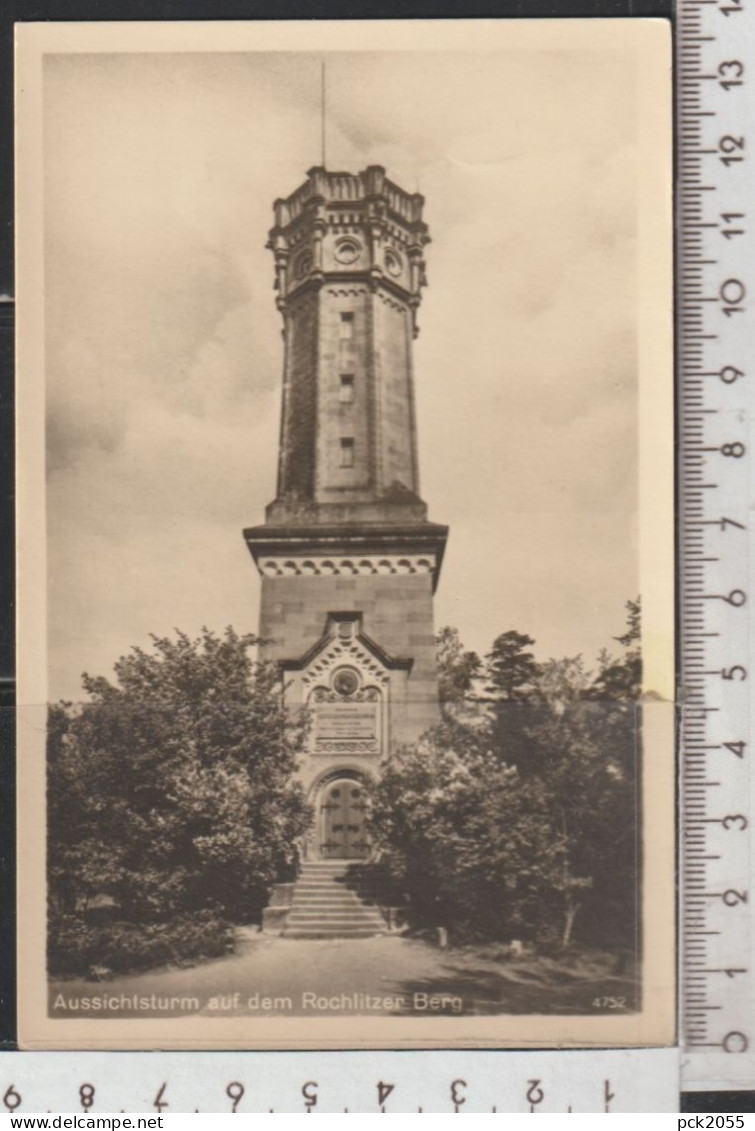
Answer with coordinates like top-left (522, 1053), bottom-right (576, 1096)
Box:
top-left (369, 723), bottom-right (568, 945)
top-left (49, 909), bottom-right (232, 978)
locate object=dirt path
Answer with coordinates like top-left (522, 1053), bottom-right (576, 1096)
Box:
top-left (50, 933), bottom-right (460, 1018)
top-left (50, 932), bottom-right (637, 1019)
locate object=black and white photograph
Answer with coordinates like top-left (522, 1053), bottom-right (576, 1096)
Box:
top-left (16, 18), bottom-right (675, 1049)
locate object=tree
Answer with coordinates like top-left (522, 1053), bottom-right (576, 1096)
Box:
top-left (522, 659), bottom-right (611, 948)
top-left (480, 631), bottom-right (544, 774)
top-left (590, 597), bottom-right (642, 702)
top-left (535, 655), bottom-right (592, 717)
top-left (435, 626), bottom-right (482, 713)
top-left (369, 603), bottom-right (643, 953)
top-left (523, 603), bottom-right (643, 948)
top-left (47, 628), bottom-right (311, 973)
top-left (485, 630), bottom-right (539, 701)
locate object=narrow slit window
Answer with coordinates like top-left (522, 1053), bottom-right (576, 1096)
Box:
top-left (339, 374), bottom-right (355, 403)
top-left (339, 312), bottom-right (354, 340)
top-left (340, 437), bottom-right (355, 468)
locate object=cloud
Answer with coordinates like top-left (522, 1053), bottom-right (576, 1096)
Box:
top-left (43, 43), bottom-right (645, 700)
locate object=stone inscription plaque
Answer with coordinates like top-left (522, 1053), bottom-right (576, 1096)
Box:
top-left (316, 701), bottom-right (377, 740)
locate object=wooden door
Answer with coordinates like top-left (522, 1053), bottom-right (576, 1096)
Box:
top-left (321, 779), bottom-right (369, 859)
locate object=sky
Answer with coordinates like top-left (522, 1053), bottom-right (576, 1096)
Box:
top-left (44, 41), bottom-right (641, 702)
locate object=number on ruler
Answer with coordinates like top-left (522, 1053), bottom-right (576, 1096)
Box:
top-left (154, 1083), bottom-right (168, 1112)
top-left (716, 364), bottom-right (745, 382)
top-left (719, 136), bottom-right (746, 165)
top-left (701, 442), bottom-right (746, 458)
top-left (719, 0), bottom-right (744, 13)
top-left (451, 1079), bottom-right (467, 1111)
top-left (718, 60), bottom-right (745, 89)
top-left (377, 1081), bottom-right (395, 1110)
top-left (721, 214), bottom-right (746, 238)
top-left (723, 1033), bottom-right (749, 1053)
top-left (705, 516), bottom-right (746, 530)
top-left (704, 590), bottom-right (747, 605)
top-left (720, 278), bottom-right (746, 315)
top-left (527, 1080), bottom-right (544, 1112)
top-left (724, 740), bottom-right (746, 758)
top-left (722, 889), bottom-right (749, 906)
top-left (721, 665), bottom-right (747, 679)
top-left (226, 1082), bottom-right (244, 1113)
top-left (3, 1086), bottom-right (21, 1112)
top-left (722, 814), bottom-right (748, 829)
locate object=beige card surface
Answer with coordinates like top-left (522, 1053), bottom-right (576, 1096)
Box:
top-left (16, 17), bottom-right (674, 1050)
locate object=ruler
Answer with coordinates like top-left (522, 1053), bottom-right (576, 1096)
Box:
top-left (0, 1050), bottom-right (680, 1114)
top-left (678, 0), bottom-right (755, 1095)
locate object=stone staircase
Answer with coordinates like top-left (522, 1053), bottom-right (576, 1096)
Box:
top-left (283, 861), bottom-right (386, 939)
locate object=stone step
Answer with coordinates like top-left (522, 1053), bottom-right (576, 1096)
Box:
top-left (287, 908), bottom-right (383, 921)
top-left (293, 895), bottom-right (362, 905)
top-left (300, 855), bottom-right (350, 864)
top-left (289, 909), bottom-right (384, 918)
top-left (295, 882), bottom-right (356, 891)
top-left (300, 862), bottom-right (352, 869)
top-left (284, 925), bottom-right (384, 939)
top-left (293, 891), bottom-right (350, 900)
top-left (297, 872), bottom-right (349, 881)
top-left (298, 871), bottom-right (353, 879)
top-left (296, 884), bottom-right (353, 891)
top-left (289, 895), bottom-right (359, 904)
top-left (299, 871), bottom-right (349, 877)
top-left (288, 900), bottom-right (383, 915)
top-left (294, 908), bottom-right (386, 919)
top-left (291, 896), bottom-right (364, 907)
top-left (296, 873), bottom-right (350, 881)
top-left (286, 921), bottom-right (383, 933)
top-left (295, 892), bottom-right (373, 900)
top-left (299, 866), bottom-right (350, 874)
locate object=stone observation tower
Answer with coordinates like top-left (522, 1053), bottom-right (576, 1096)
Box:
top-left (244, 165), bottom-right (448, 864)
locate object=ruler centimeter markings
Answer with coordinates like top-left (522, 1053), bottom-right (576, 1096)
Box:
top-left (0, 1050), bottom-right (681, 1114)
top-left (678, 0), bottom-right (755, 1093)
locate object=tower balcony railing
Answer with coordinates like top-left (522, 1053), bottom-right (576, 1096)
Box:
top-left (383, 178), bottom-right (423, 224)
top-left (272, 167), bottom-right (425, 230)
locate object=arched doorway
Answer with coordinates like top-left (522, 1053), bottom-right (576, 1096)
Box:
top-left (319, 776), bottom-right (370, 860)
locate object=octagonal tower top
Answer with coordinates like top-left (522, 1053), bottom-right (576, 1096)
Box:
top-left (267, 165), bottom-right (430, 334)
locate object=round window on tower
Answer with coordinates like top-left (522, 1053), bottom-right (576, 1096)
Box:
top-left (384, 247), bottom-right (403, 277)
top-left (332, 667), bottom-right (360, 697)
top-left (335, 238), bottom-right (361, 265)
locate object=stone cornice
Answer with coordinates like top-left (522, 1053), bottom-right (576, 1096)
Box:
top-left (244, 521), bottom-right (448, 591)
top-left (255, 553), bottom-right (436, 580)
top-left (278, 272), bottom-right (415, 312)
